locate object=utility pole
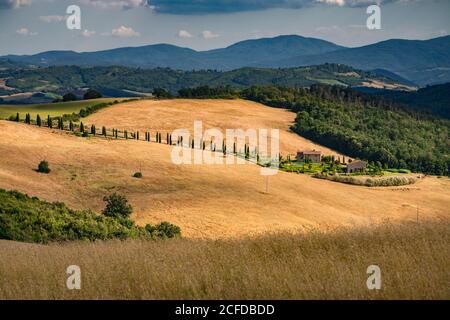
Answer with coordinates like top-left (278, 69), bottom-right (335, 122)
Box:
top-left (416, 205), bottom-right (419, 224)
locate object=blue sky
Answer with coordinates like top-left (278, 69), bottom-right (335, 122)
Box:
top-left (0, 0), bottom-right (449, 55)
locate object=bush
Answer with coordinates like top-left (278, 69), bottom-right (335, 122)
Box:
top-left (0, 189), bottom-right (181, 243)
top-left (83, 89), bottom-right (102, 100)
top-left (37, 160), bottom-right (50, 174)
top-left (102, 193), bottom-right (133, 219)
top-left (133, 172), bottom-right (143, 178)
top-left (145, 222), bottom-right (181, 239)
top-left (62, 92), bottom-right (77, 102)
top-left (313, 173), bottom-right (418, 187)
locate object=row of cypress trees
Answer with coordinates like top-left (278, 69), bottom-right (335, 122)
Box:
top-left (16, 113), bottom-right (271, 164)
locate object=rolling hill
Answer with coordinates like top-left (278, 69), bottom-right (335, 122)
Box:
top-left (1, 35), bottom-right (343, 70)
top-left (2, 34), bottom-right (449, 85)
top-left (0, 99), bottom-right (449, 239)
top-left (0, 64), bottom-right (414, 98)
top-left (270, 36), bottom-right (450, 86)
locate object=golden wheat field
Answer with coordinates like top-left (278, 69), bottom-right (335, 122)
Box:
top-left (0, 221), bottom-right (448, 300)
top-left (85, 99), bottom-right (345, 157)
top-left (0, 119), bottom-right (449, 238)
top-left (0, 99), bottom-right (449, 300)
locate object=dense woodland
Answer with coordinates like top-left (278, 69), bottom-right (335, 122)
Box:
top-left (178, 85), bottom-right (449, 176)
top-left (241, 85), bottom-right (449, 176)
top-left (376, 83), bottom-right (450, 119)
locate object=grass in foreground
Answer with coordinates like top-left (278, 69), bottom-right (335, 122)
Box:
top-left (0, 99), bottom-right (124, 119)
top-left (0, 220), bottom-right (448, 299)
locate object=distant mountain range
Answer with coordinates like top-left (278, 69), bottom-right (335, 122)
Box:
top-left (2, 35), bottom-right (449, 86)
top-left (0, 64), bottom-right (415, 100)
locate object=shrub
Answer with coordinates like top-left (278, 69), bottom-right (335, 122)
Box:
top-left (37, 160), bottom-right (50, 174)
top-left (83, 89), bottom-right (102, 100)
top-left (313, 173), bottom-right (417, 187)
top-left (133, 172), bottom-right (143, 179)
top-left (63, 92), bottom-right (77, 102)
top-left (0, 189), bottom-right (181, 243)
top-left (145, 222), bottom-right (181, 239)
top-left (102, 193), bottom-right (133, 219)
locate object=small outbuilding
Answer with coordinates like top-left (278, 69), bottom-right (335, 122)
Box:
top-left (346, 160), bottom-right (368, 173)
top-left (297, 150), bottom-right (322, 163)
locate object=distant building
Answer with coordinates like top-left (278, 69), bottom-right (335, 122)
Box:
top-left (297, 150), bottom-right (322, 163)
top-left (347, 160), bottom-right (368, 173)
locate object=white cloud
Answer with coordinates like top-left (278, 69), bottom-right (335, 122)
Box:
top-left (82, 29), bottom-right (96, 37)
top-left (111, 25), bottom-right (140, 37)
top-left (178, 30), bottom-right (193, 38)
top-left (81, 0), bottom-right (148, 10)
top-left (16, 27), bottom-right (37, 36)
top-left (315, 0), bottom-right (345, 6)
top-left (39, 15), bottom-right (66, 23)
top-left (0, 0), bottom-right (31, 9)
top-left (201, 30), bottom-right (219, 39)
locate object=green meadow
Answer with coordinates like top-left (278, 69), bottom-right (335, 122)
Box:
top-left (0, 98), bottom-right (124, 120)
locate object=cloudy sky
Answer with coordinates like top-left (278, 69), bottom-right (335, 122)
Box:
top-left (0, 0), bottom-right (449, 55)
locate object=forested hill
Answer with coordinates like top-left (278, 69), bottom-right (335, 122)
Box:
top-left (374, 83), bottom-right (450, 119)
top-left (0, 63), bottom-right (413, 97)
top-left (240, 86), bottom-right (449, 176)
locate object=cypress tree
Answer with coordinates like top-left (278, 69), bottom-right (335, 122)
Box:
top-left (203, 141), bottom-right (206, 150)
top-left (102, 126), bottom-right (107, 136)
top-left (233, 142), bottom-right (236, 154)
top-left (125, 130), bottom-right (128, 139)
top-left (48, 116), bottom-right (52, 128)
top-left (69, 120), bottom-right (73, 131)
top-left (136, 131), bottom-right (139, 140)
top-left (15, 113), bottom-right (19, 122)
top-left (91, 124), bottom-right (95, 135)
top-left (191, 139), bottom-right (194, 149)
top-left (169, 134), bottom-right (172, 145)
top-left (36, 114), bottom-right (41, 127)
top-left (80, 122), bottom-right (84, 133)
top-left (166, 133), bottom-right (169, 144)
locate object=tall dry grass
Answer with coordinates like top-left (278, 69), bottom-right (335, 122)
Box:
top-left (0, 220), bottom-right (449, 300)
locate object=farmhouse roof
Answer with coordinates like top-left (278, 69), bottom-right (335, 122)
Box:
top-left (299, 150), bottom-right (322, 155)
top-left (348, 160), bottom-right (367, 166)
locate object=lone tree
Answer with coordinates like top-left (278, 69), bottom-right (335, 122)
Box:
top-left (83, 89), bottom-right (102, 100)
top-left (152, 88), bottom-right (172, 99)
top-left (102, 193), bottom-right (133, 219)
top-left (62, 92), bottom-right (77, 102)
top-left (37, 160), bottom-right (50, 174)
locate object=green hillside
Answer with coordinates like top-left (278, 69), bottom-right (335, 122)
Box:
top-left (0, 64), bottom-right (413, 96)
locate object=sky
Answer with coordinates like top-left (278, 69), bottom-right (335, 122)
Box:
top-left (0, 0), bottom-right (449, 55)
